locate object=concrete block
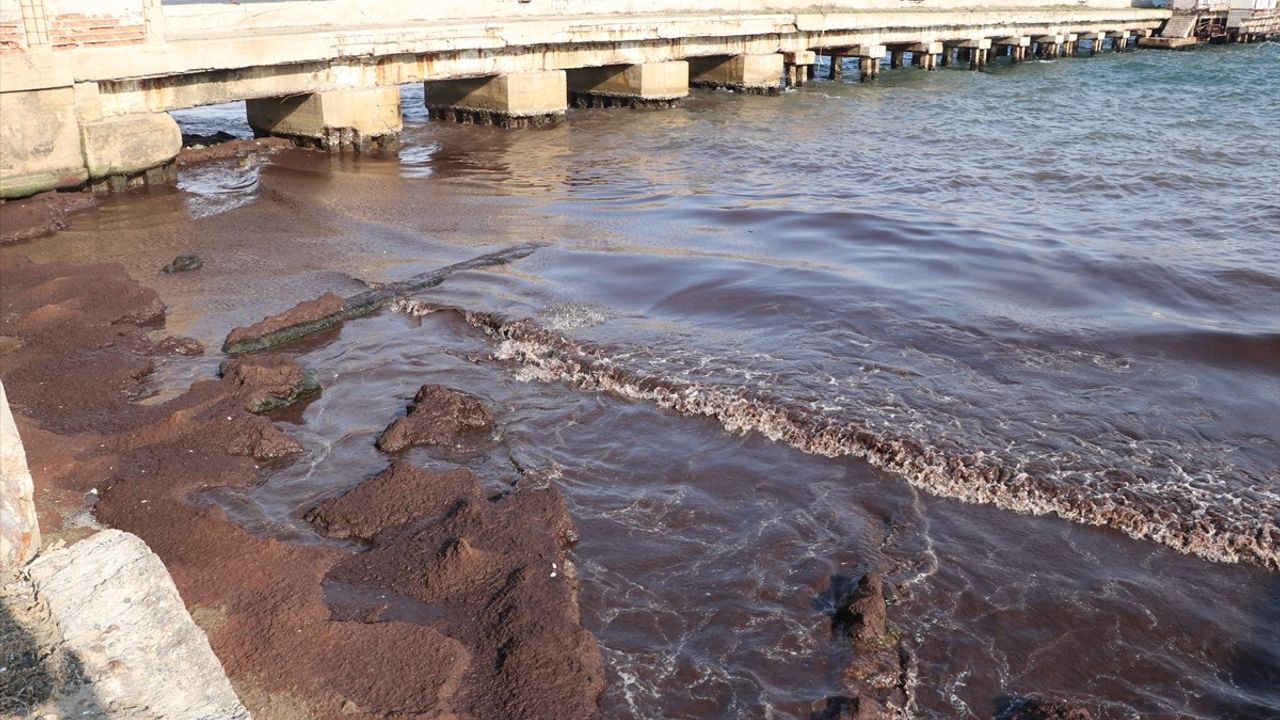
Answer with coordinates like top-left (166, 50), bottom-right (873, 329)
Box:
top-left (426, 70), bottom-right (567, 128)
top-left (688, 53), bottom-right (784, 95)
top-left (79, 111), bottom-right (180, 180)
top-left (27, 529), bottom-right (251, 719)
top-left (0, 86), bottom-right (89, 199)
top-left (0, 381), bottom-right (39, 571)
top-left (906, 41), bottom-right (945, 54)
top-left (567, 62), bottom-right (688, 108)
top-left (784, 50), bottom-right (817, 65)
top-left (246, 87), bottom-right (401, 151)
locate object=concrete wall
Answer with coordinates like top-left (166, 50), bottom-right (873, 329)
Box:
top-left (160, 0), bottom-right (1150, 36)
top-left (46, 0), bottom-right (146, 49)
top-left (0, 0), bottom-right (21, 52)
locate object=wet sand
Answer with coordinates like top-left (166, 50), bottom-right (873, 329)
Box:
top-left (0, 254), bottom-right (603, 719)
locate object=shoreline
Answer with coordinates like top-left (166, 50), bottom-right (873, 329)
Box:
top-left (0, 254), bottom-right (606, 719)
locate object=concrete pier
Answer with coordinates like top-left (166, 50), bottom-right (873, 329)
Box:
top-left (567, 62), bottom-right (689, 108)
top-left (426, 71), bottom-right (568, 128)
top-left (783, 51), bottom-right (815, 87)
top-left (246, 88), bottom-right (401, 151)
top-left (827, 54), bottom-right (844, 81)
top-left (689, 54), bottom-right (784, 95)
top-left (0, 0), bottom-right (1174, 198)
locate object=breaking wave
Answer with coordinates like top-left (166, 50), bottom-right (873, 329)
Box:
top-left (394, 299), bottom-right (1279, 570)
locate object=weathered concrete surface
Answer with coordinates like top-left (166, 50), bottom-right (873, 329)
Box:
top-left (0, 87), bottom-right (88, 198)
top-left (567, 61), bottom-right (689, 108)
top-left (426, 70), bottom-right (568, 128)
top-left (246, 87), bottom-right (401, 151)
top-left (26, 529), bottom-right (251, 720)
top-left (689, 53), bottom-right (785, 94)
top-left (79, 112), bottom-right (180, 179)
top-left (0, 380), bottom-right (40, 571)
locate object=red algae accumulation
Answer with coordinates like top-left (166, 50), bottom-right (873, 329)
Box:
top-left (0, 255), bottom-right (604, 720)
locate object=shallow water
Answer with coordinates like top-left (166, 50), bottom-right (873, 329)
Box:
top-left (7, 43), bottom-right (1279, 718)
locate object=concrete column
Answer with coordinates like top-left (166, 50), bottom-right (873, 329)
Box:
top-left (142, 0), bottom-right (165, 44)
top-left (82, 112), bottom-right (182, 192)
top-left (890, 49), bottom-right (905, 69)
top-left (783, 51), bottom-right (815, 87)
top-left (689, 54), bottom-right (784, 95)
top-left (248, 87), bottom-right (401, 150)
top-left (567, 62), bottom-right (688, 108)
top-left (1, 381), bottom-right (40, 570)
top-left (939, 48), bottom-right (951, 67)
top-left (828, 54), bottom-right (844, 81)
top-left (426, 71), bottom-right (567, 128)
top-left (0, 84), bottom-right (180, 198)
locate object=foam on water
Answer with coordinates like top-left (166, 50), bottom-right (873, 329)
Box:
top-left (394, 301), bottom-right (1279, 569)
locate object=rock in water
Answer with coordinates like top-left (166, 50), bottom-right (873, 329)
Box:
top-left (999, 697), bottom-right (1095, 720)
top-left (376, 384), bottom-right (494, 453)
top-left (315, 461), bottom-right (603, 719)
top-left (161, 254), bottom-right (203, 273)
top-left (220, 353), bottom-right (320, 414)
top-left (835, 573), bottom-right (888, 645)
top-left (222, 292), bottom-right (347, 354)
top-left (306, 462), bottom-right (483, 541)
top-left (816, 573), bottom-right (910, 720)
top-left (26, 529), bottom-right (251, 719)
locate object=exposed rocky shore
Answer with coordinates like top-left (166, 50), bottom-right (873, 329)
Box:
top-left (0, 252), bottom-right (1110, 720)
top-left (0, 255), bottom-right (602, 719)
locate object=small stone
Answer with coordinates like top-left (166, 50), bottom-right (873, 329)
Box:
top-left (161, 254), bottom-right (203, 274)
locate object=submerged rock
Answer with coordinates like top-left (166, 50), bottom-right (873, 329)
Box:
top-left (822, 573), bottom-right (910, 720)
top-left (376, 383), bottom-right (494, 453)
top-left (220, 353), bottom-right (320, 414)
top-left (812, 695), bottom-right (891, 720)
top-left (320, 461), bottom-right (602, 719)
top-left (835, 573), bottom-right (888, 645)
top-left (222, 292), bottom-right (346, 355)
top-left (998, 696), bottom-right (1095, 720)
top-left (307, 462), bottom-right (482, 541)
top-left (161, 254), bottom-right (203, 273)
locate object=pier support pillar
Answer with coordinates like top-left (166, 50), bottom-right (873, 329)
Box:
top-left (1035, 35), bottom-right (1065, 59)
top-left (82, 112), bottom-right (182, 192)
top-left (426, 71), bottom-right (567, 128)
top-left (1, 86), bottom-right (180, 198)
top-left (567, 62), bottom-right (688, 108)
top-left (954, 38), bottom-right (992, 69)
top-left (783, 51), bottom-right (816, 87)
top-left (856, 56), bottom-right (876, 80)
top-left (247, 88), bottom-right (401, 150)
top-left (689, 54), bottom-right (784, 95)
top-left (890, 49), bottom-right (905, 69)
top-left (905, 43), bottom-right (942, 70)
top-left (1109, 31), bottom-right (1130, 52)
top-left (1079, 33), bottom-right (1105, 55)
top-left (827, 54), bottom-right (844, 81)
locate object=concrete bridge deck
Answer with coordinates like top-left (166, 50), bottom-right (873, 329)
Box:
top-left (0, 0), bottom-right (1171, 198)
